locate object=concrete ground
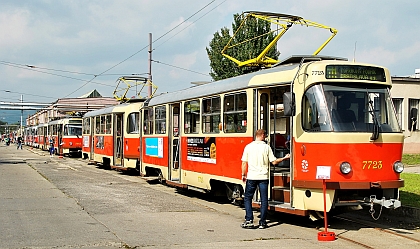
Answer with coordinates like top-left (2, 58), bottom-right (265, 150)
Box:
top-left (1, 143), bottom-right (419, 248)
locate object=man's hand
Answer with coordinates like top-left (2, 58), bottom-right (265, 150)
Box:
top-left (242, 175), bottom-right (247, 183)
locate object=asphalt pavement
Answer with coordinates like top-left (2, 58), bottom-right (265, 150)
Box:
top-left (0, 143), bottom-right (419, 248)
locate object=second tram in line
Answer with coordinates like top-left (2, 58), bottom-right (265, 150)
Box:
top-left (82, 101), bottom-right (144, 171)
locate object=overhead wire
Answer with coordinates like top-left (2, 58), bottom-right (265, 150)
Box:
top-left (154, 0), bottom-right (225, 50)
top-left (64, 0), bottom-right (218, 97)
top-left (152, 60), bottom-right (209, 76)
top-left (0, 89), bottom-right (56, 100)
top-left (0, 1), bottom-right (221, 99)
top-left (151, 0), bottom-right (227, 78)
top-left (1, 60), bottom-right (145, 77)
top-left (0, 61), bottom-right (116, 88)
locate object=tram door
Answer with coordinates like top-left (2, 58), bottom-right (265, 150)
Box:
top-left (114, 113), bottom-right (123, 166)
top-left (257, 89), bottom-right (271, 198)
top-left (57, 124), bottom-right (63, 155)
top-left (43, 126), bottom-right (47, 150)
top-left (169, 103), bottom-right (180, 181)
top-left (257, 87), bottom-right (291, 201)
top-left (89, 117), bottom-right (95, 160)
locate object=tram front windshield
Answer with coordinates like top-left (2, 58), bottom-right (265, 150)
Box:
top-left (302, 84), bottom-right (400, 132)
top-left (64, 125), bottom-right (82, 136)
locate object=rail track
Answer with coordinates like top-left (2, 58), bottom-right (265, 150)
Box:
top-left (323, 213), bottom-right (420, 248)
top-left (26, 146), bottom-right (420, 248)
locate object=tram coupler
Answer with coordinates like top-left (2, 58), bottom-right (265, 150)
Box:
top-left (365, 195), bottom-right (401, 209)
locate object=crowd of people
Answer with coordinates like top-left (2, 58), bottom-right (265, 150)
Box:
top-left (1, 135), bottom-right (23, 149)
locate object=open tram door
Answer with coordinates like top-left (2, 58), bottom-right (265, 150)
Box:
top-left (114, 113), bottom-right (124, 166)
top-left (168, 103), bottom-right (181, 182)
top-left (256, 86), bottom-right (292, 204)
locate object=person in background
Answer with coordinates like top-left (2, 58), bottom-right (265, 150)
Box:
top-left (241, 129), bottom-right (290, 229)
top-left (17, 135), bottom-right (22, 150)
top-left (49, 136), bottom-right (54, 157)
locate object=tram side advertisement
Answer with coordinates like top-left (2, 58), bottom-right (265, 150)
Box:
top-left (187, 137), bottom-right (216, 164)
top-left (145, 138), bottom-right (164, 158)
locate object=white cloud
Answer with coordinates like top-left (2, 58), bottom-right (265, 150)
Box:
top-left (0, 0), bottom-right (419, 101)
top-left (0, 9), bottom-right (32, 48)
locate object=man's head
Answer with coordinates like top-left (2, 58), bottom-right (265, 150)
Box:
top-left (255, 129), bottom-right (266, 141)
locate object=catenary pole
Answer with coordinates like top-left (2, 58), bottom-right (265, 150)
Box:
top-left (148, 33), bottom-right (152, 98)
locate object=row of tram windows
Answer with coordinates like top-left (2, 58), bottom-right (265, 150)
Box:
top-left (143, 91), bottom-right (247, 135)
top-left (82, 113), bottom-right (140, 135)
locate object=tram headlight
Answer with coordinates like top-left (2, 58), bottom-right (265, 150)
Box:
top-left (340, 162), bottom-right (352, 174)
top-left (393, 161), bottom-right (404, 173)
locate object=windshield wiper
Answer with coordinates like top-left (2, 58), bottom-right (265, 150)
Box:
top-left (366, 89), bottom-right (380, 140)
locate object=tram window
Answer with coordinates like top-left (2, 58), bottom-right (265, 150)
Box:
top-left (95, 116), bottom-right (100, 134)
top-left (127, 113), bottom-right (139, 134)
top-left (224, 92), bottom-right (247, 133)
top-left (260, 94), bottom-right (269, 132)
top-left (53, 125), bottom-right (58, 135)
top-left (83, 118), bottom-right (90, 134)
top-left (99, 116), bottom-right (105, 134)
top-left (83, 119), bottom-right (88, 134)
top-left (184, 100), bottom-right (200, 134)
top-left (65, 125), bottom-right (82, 136)
top-left (144, 108), bottom-right (153, 135)
top-left (105, 115), bottom-right (112, 134)
top-left (202, 97), bottom-right (221, 133)
top-left (155, 106), bottom-right (166, 134)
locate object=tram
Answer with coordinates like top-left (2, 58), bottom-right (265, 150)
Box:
top-left (37, 123), bottom-right (48, 150)
top-left (82, 100), bottom-right (144, 172)
top-left (24, 126), bottom-right (37, 147)
top-left (138, 55), bottom-right (404, 217)
top-left (48, 117), bottom-right (82, 157)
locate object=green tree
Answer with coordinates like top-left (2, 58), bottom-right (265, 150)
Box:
top-left (206, 13), bottom-right (280, 81)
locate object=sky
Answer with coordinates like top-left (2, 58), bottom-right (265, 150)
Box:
top-left (0, 0), bottom-right (419, 122)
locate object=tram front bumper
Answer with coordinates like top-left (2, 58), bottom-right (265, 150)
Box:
top-left (364, 195), bottom-right (401, 209)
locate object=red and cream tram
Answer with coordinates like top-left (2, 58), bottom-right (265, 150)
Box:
top-left (82, 100), bottom-right (144, 172)
top-left (138, 55), bottom-right (404, 216)
top-left (48, 117), bottom-right (82, 157)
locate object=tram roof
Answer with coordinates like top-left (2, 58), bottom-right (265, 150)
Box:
top-left (83, 104), bottom-right (123, 118)
top-left (147, 55), bottom-right (347, 106)
top-left (147, 64), bottom-right (297, 106)
top-left (49, 116), bottom-right (82, 125)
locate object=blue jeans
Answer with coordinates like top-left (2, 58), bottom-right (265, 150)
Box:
top-left (244, 179), bottom-right (268, 225)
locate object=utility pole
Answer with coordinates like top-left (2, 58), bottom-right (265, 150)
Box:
top-left (148, 33), bottom-right (152, 98)
top-left (20, 94), bottom-right (23, 136)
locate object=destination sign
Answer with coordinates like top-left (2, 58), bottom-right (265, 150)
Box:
top-left (325, 65), bottom-right (386, 82)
